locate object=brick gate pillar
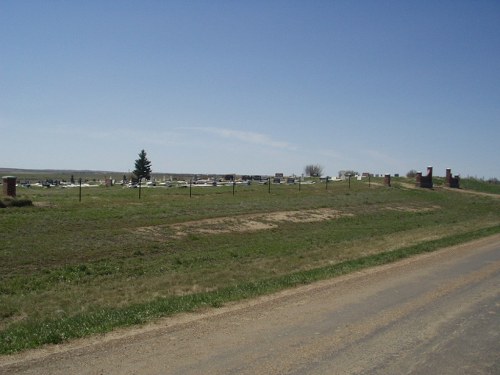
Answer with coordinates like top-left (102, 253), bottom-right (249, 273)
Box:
top-left (384, 174), bottom-right (391, 187)
top-left (2, 176), bottom-right (17, 197)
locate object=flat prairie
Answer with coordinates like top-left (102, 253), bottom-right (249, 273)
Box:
top-left (1, 177), bottom-right (499, 354)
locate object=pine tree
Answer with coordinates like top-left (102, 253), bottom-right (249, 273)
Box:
top-left (133, 149), bottom-right (152, 181)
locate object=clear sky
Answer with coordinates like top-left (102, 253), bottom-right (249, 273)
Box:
top-left (1, 1), bottom-right (499, 178)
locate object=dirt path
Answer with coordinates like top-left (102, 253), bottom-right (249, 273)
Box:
top-left (1, 234), bottom-right (499, 374)
top-left (398, 181), bottom-right (500, 199)
top-left (440, 186), bottom-right (500, 198)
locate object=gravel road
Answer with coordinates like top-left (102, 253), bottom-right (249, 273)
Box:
top-left (1, 235), bottom-right (499, 375)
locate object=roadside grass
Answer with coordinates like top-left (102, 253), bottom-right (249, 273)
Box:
top-left (1, 225), bottom-right (498, 355)
top-left (1, 179), bottom-right (500, 354)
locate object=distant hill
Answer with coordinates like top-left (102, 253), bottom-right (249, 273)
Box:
top-left (0, 168), bottom-right (122, 175)
top-left (0, 168), bottom-right (233, 181)
top-left (0, 168), bottom-right (126, 179)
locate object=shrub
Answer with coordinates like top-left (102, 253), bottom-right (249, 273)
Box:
top-left (406, 169), bottom-right (417, 178)
top-left (10, 198), bottom-right (33, 207)
top-left (0, 197), bottom-right (33, 208)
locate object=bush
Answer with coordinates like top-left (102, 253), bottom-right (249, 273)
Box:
top-left (488, 178), bottom-right (499, 185)
top-left (10, 198), bottom-right (33, 207)
top-left (406, 169), bottom-right (417, 178)
top-left (305, 164), bottom-right (323, 177)
top-left (0, 197), bottom-right (33, 208)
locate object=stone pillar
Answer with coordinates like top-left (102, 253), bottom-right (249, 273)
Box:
top-left (425, 166), bottom-right (433, 188)
top-left (2, 176), bottom-right (17, 197)
top-left (384, 174), bottom-right (391, 187)
top-left (416, 172), bottom-right (422, 187)
top-left (446, 168), bottom-right (460, 188)
top-left (446, 168), bottom-right (452, 185)
top-left (427, 166), bottom-right (433, 179)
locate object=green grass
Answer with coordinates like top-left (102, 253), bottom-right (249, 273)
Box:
top-left (459, 177), bottom-right (500, 194)
top-left (1, 179), bottom-right (499, 354)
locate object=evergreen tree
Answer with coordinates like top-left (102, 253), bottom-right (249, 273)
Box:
top-left (133, 149), bottom-right (152, 180)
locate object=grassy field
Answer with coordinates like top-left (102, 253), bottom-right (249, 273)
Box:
top-left (1, 177), bottom-right (499, 354)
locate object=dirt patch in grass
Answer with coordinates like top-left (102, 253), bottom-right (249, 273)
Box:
top-left (134, 205), bottom-right (441, 241)
top-left (260, 208), bottom-right (350, 223)
top-left (33, 202), bottom-right (56, 208)
top-left (384, 205), bottom-right (440, 213)
top-left (135, 208), bottom-right (353, 241)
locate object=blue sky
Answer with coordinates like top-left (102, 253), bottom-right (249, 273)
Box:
top-left (1, 1), bottom-right (499, 178)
